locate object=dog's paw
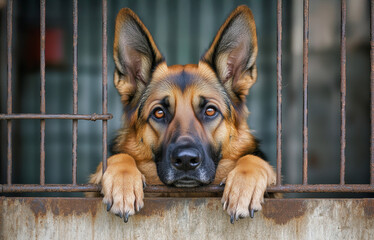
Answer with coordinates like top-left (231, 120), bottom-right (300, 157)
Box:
top-left (221, 155), bottom-right (276, 223)
top-left (101, 157), bottom-right (145, 222)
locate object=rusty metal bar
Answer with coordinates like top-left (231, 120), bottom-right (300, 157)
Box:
top-left (102, 0), bottom-right (108, 173)
top-left (340, 0), bottom-right (347, 185)
top-left (1, 184), bottom-right (100, 193)
top-left (302, 0), bottom-right (309, 185)
top-left (144, 185), bottom-right (374, 193)
top-left (1, 184), bottom-right (374, 193)
top-left (371, 0), bottom-right (374, 185)
top-left (144, 185), bottom-right (373, 193)
top-left (6, 0), bottom-right (13, 185)
top-left (72, 0), bottom-right (78, 185)
top-left (276, 0), bottom-right (282, 186)
top-left (0, 114), bottom-right (112, 120)
top-left (40, 0), bottom-right (46, 185)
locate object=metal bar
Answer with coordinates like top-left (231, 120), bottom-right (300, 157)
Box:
top-left (40, 0), bottom-right (46, 185)
top-left (1, 184), bottom-right (100, 193)
top-left (144, 185), bottom-right (374, 193)
top-left (102, 0), bottom-right (108, 173)
top-left (0, 114), bottom-right (112, 120)
top-left (7, 0), bottom-right (13, 185)
top-left (371, 0), bottom-right (374, 185)
top-left (72, 0), bottom-right (78, 185)
top-left (276, 0), bottom-right (282, 186)
top-left (1, 184), bottom-right (374, 193)
top-left (302, 0), bottom-right (309, 185)
top-left (340, 0), bottom-right (347, 185)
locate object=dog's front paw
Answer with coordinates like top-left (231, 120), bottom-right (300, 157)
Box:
top-left (101, 155), bottom-right (145, 222)
top-left (221, 155), bottom-right (276, 223)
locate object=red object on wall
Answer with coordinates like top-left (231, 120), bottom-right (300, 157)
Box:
top-left (24, 28), bottom-right (65, 68)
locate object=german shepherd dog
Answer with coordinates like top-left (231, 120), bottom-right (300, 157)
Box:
top-left (90, 5), bottom-right (277, 223)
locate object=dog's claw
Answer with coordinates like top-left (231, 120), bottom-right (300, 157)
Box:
top-left (230, 215), bottom-right (234, 224)
top-left (106, 202), bottom-right (113, 212)
top-left (250, 209), bottom-right (255, 219)
top-left (222, 201), bottom-right (227, 210)
top-left (124, 212), bottom-right (129, 223)
top-left (143, 181), bottom-right (147, 188)
top-left (219, 182), bottom-right (225, 186)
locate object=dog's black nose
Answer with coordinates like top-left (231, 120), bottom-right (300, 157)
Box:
top-left (171, 148), bottom-right (201, 171)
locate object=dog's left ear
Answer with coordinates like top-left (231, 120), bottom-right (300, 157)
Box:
top-left (202, 5), bottom-right (258, 103)
top-left (113, 8), bottom-right (164, 105)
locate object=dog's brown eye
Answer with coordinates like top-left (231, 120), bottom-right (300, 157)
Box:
top-left (205, 107), bottom-right (216, 117)
top-left (154, 108), bottom-right (165, 119)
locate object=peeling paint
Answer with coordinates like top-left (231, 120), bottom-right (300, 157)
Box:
top-left (1, 198), bottom-right (374, 240)
top-left (262, 199), bottom-right (307, 224)
top-left (363, 199), bottom-right (374, 218)
top-left (28, 199), bottom-right (47, 218)
top-left (139, 198), bottom-right (175, 217)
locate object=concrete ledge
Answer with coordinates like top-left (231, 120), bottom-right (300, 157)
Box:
top-left (1, 197), bottom-right (373, 239)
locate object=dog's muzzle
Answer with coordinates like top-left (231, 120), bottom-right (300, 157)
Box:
top-left (156, 136), bottom-right (216, 188)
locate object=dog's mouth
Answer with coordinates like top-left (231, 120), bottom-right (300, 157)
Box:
top-left (172, 178), bottom-right (202, 188)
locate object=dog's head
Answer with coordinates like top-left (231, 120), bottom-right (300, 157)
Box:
top-left (113, 6), bottom-right (258, 187)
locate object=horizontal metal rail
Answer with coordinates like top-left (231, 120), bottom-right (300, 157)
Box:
top-left (0, 114), bottom-right (112, 121)
top-left (1, 184), bottom-right (373, 193)
top-left (1, 184), bottom-right (101, 193)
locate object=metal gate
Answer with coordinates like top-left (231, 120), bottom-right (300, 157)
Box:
top-left (1, 0), bottom-right (374, 239)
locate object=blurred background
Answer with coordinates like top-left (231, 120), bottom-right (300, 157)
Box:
top-left (0, 0), bottom-right (371, 196)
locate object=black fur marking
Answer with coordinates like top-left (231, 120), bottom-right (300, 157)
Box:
top-left (245, 138), bottom-right (267, 161)
top-left (171, 71), bottom-right (194, 92)
top-left (210, 144), bottom-right (223, 167)
top-left (110, 135), bottom-right (120, 155)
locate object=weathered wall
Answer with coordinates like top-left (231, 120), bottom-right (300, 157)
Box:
top-left (1, 197), bottom-right (373, 240)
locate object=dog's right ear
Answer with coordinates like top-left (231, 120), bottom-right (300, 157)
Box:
top-left (113, 8), bottom-right (164, 105)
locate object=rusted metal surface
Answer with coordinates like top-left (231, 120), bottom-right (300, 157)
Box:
top-left (276, 0), bottom-right (282, 186)
top-left (72, 0), bottom-right (78, 185)
top-left (302, 0), bottom-right (309, 185)
top-left (40, 0), bottom-right (46, 186)
top-left (0, 113), bottom-right (112, 120)
top-left (340, 0), bottom-right (347, 185)
top-left (145, 184), bottom-right (374, 193)
top-left (1, 184), bottom-right (100, 193)
top-left (1, 184), bottom-right (374, 193)
top-left (1, 198), bottom-right (373, 240)
top-left (102, 0), bottom-right (108, 173)
top-left (371, 0), bottom-right (374, 185)
top-left (7, 0), bottom-right (13, 185)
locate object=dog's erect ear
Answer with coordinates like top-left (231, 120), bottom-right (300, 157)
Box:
top-left (202, 5), bottom-right (258, 103)
top-left (113, 8), bottom-right (164, 105)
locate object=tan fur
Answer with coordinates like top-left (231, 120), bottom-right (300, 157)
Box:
top-left (90, 5), bottom-right (277, 222)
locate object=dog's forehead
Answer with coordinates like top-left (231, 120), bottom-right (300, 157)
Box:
top-left (150, 64), bottom-right (219, 94)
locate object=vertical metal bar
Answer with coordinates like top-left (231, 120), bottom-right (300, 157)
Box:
top-left (302, 0), bottom-right (309, 185)
top-left (102, 0), bottom-right (108, 173)
top-left (276, 0), bottom-right (282, 186)
top-left (340, 0), bottom-right (346, 185)
top-left (72, 0), bottom-right (78, 185)
top-left (40, 0), bottom-right (46, 185)
top-left (371, 0), bottom-right (374, 185)
top-left (6, 0), bottom-right (13, 185)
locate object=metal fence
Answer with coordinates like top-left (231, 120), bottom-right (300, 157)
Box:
top-left (0, 0), bottom-right (373, 195)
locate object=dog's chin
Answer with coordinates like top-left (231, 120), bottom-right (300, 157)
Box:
top-left (172, 179), bottom-right (202, 188)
